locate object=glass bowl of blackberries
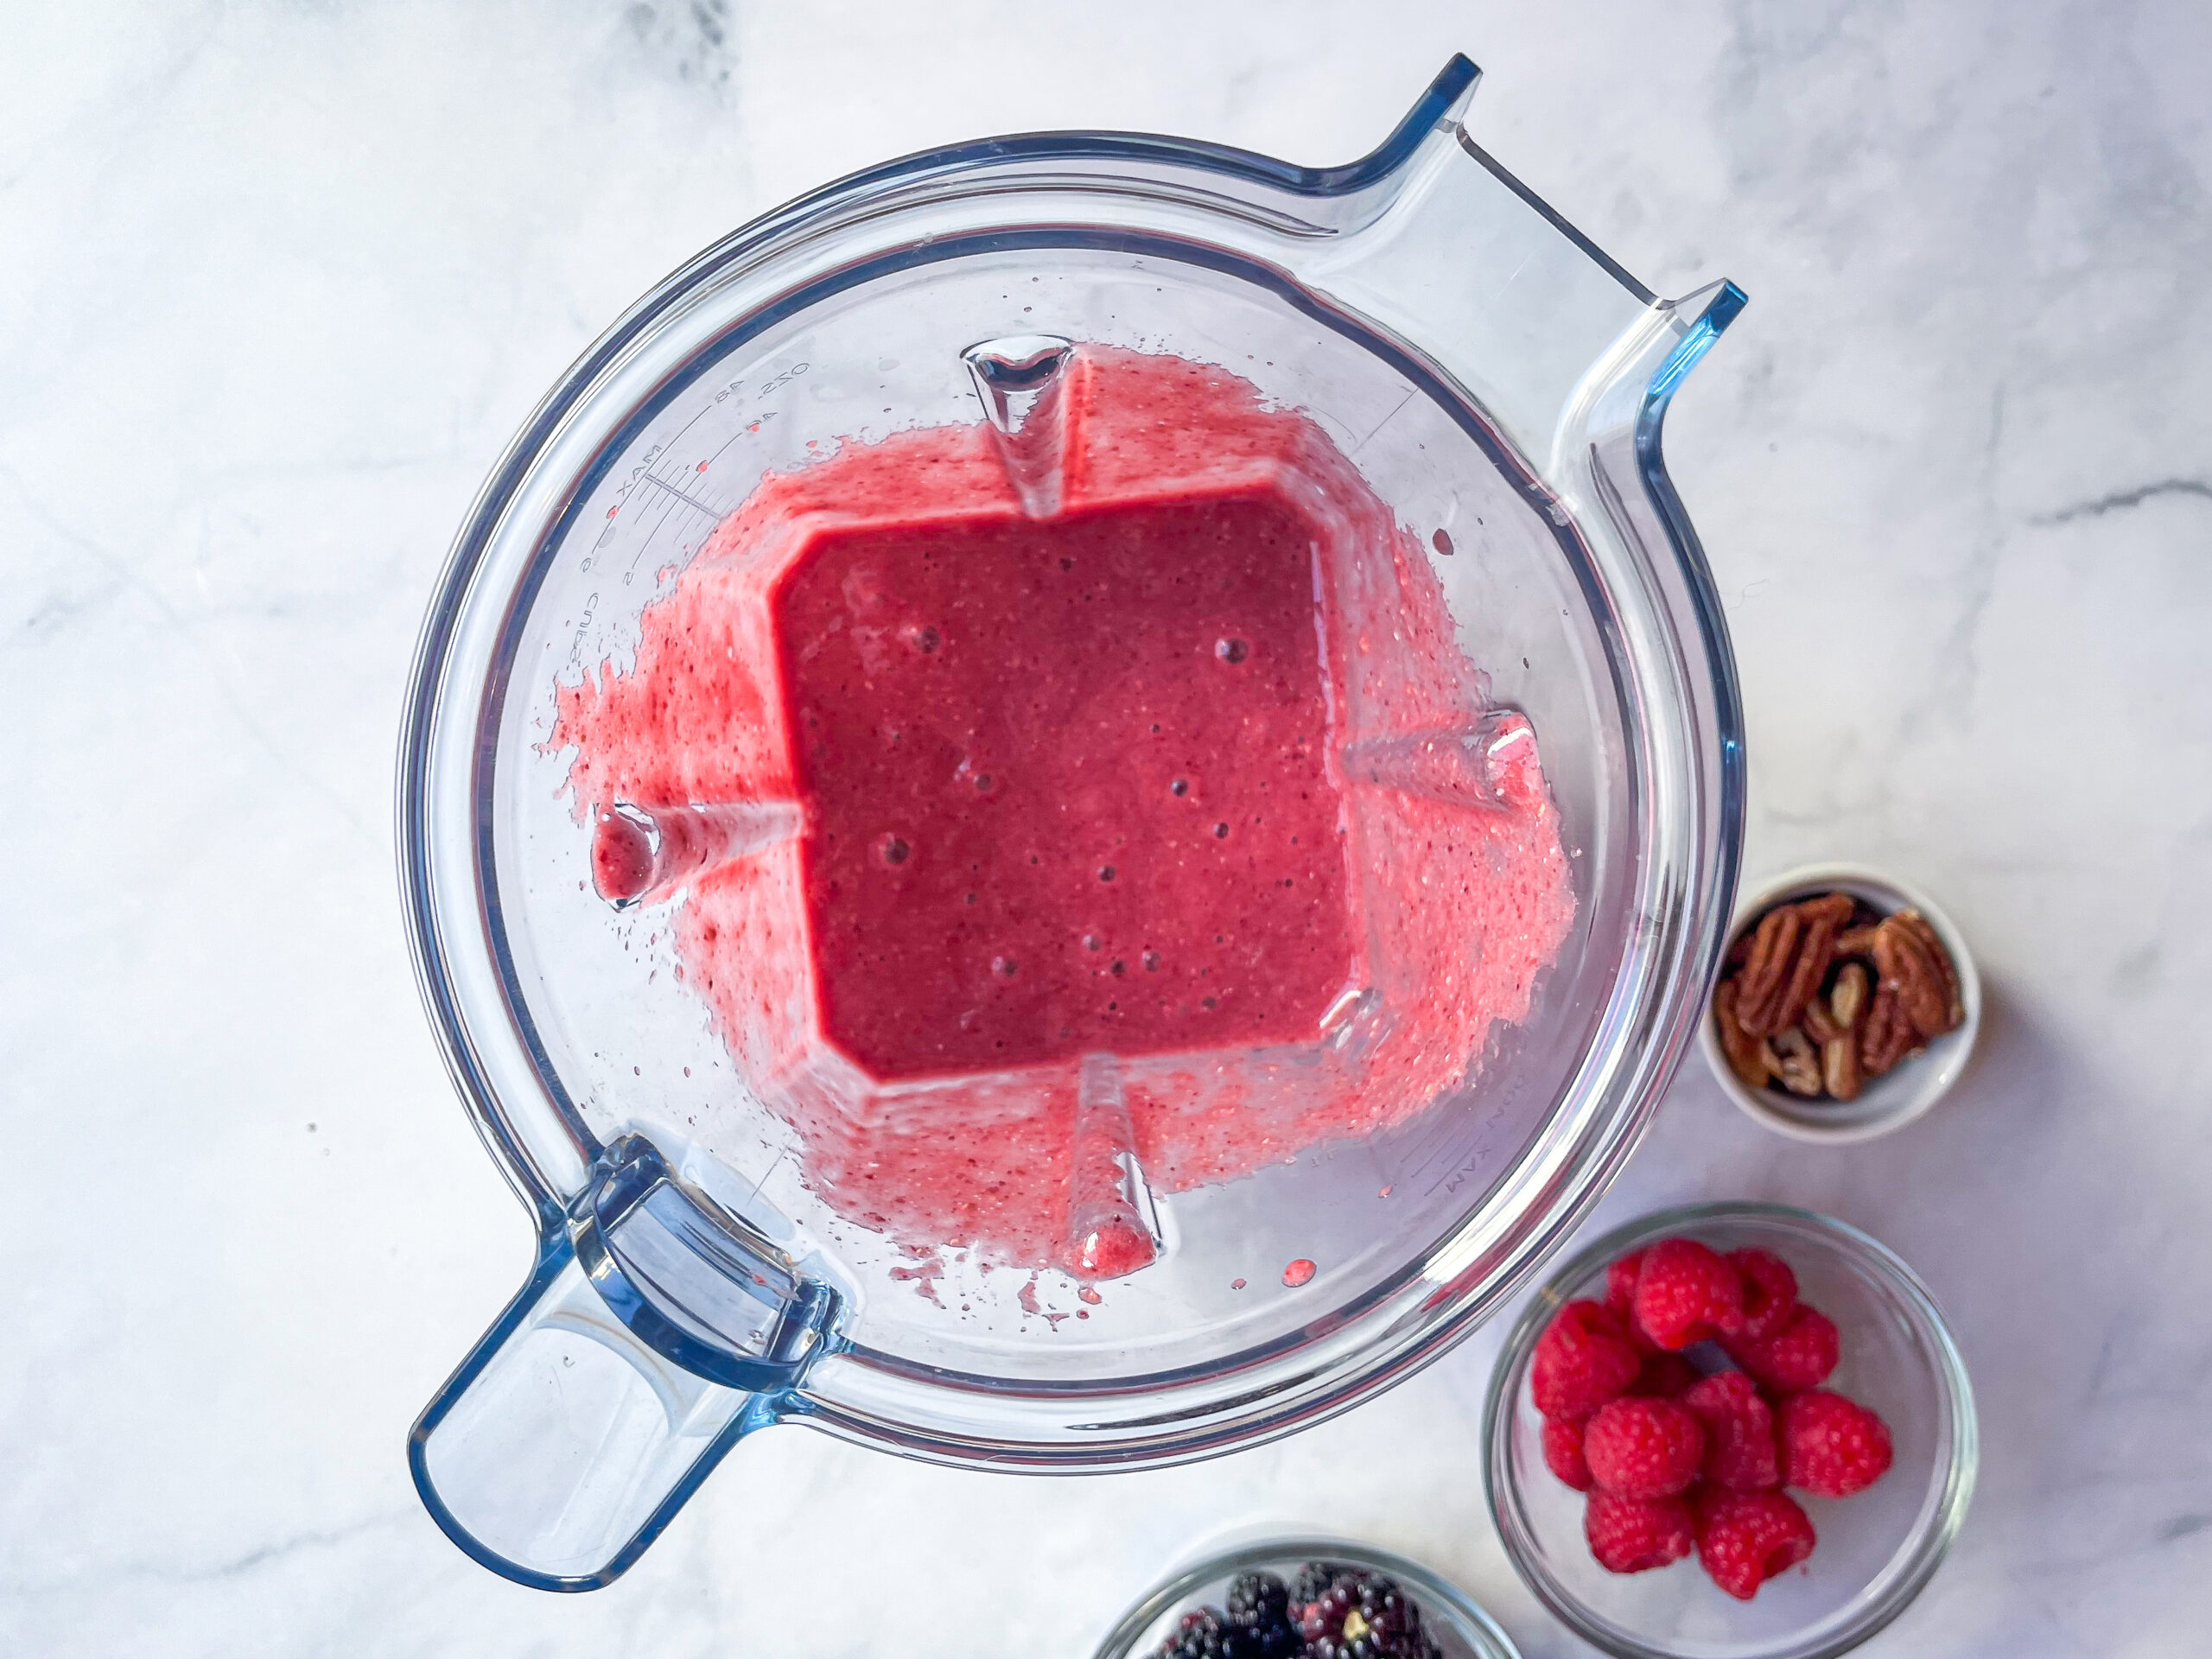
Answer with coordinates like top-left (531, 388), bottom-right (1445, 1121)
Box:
top-left (1090, 1538), bottom-right (1520, 1659)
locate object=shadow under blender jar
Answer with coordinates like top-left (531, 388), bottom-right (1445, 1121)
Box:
top-left (399, 57), bottom-right (1746, 1591)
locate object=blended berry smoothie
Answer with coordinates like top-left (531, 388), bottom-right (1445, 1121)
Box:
top-left (555, 346), bottom-right (1575, 1274)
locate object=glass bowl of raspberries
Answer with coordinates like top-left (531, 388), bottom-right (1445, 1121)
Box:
top-left (1481, 1203), bottom-right (1976, 1658)
top-left (1091, 1538), bottom-right (1520, 1659)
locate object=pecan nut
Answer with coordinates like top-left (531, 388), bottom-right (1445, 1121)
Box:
top-left (1829, 960), bottom-right (1870, 1032)
top-left (1892, 910), bottom-right (1963, 1033)
top-left (1713, 979), bottom-right (1773, 1090)
top-left (1771, 1026), bottom-right (1823, 1096)
top-left (1821, 1033), bottom-right (1864, 1100)
top-left (1802, 957), bottom-right (1867, 1047)
top-left (1834, 924), bottom-right (1882, 957)
top-left (1859, 981), bottom-right (1922, 1077)
top-left (1732, 905), bottom-right (1802, 1036)
top-left (1872, 914), bottom-right (1959, 1040)
top-left (1737, 893), bottom-right (1853, 1037)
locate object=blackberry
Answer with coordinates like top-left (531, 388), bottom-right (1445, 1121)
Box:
top-left (1294, 1567), bottom-right (1441, 1659)
top-left (1154, 1575), bottom-right (1303, 1659)
top-left (1155, 1607), bottom-right (1231, 1659)
top-left (1225, 1571), bottom-right (1288, 1625)
top-left (1224, 1572), bottom-right (1300, 1659)
top-left (1288, 1560), bottom-right (1351, 1607)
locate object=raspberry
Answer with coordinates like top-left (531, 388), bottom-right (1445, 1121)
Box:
top-left (1631, 1351), bottom-right (1700, 1398)
top-left (1605, 1249), bottom-right (1646, 1320)
top-left (1541, 1414), bottom-right (1594, 1491)
top-left (1585, 1491), bottom-right (1695, 1574)
top-left (1779, 1389), bottom-right (1894, 1497)
top-left (1631, 1237), bottom-right (1746, 1350)
top-left (1694, 1487), bottom-right (1816, 1600)
top-left (1582, 1395), bottom-right (1707, 1498)
top-left (1729, 1248), bottom-right (1798, 1342)
top-left (1530, 1300), bottom-right (1643, 1419)
top-left (1681, 1370), bottom-right (1780, 1491)
top-left (1723, 1303), bottom-right (1840, 1393)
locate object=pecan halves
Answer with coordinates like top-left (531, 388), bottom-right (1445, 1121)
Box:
top-left (1714, 979), bottom-right (1776, 1090)
top-left (1859, 981), bottom-right (1922, 1077)
top-left (1798, 958), bottom-right (1869, 1098)
top-left (1834, 925), bottom-right (1882, 957)
top-left (1737, 893), bottom-right (1854, 1037)
top-left (1732, 905), bottom-right (1802, 1035)
top-left (1802, 963), bottom-right (1859, 1045)
top-left (1774, 893), bottom-right (1854, 1033)
top-left (1892, 910), bottom-right (1964, 1033)
top-left (1829, 961), bottom-right (1870, 1032)
top-left (1718, 890), bottom-right (1959, 1104)
top-left (1771, 1027), bottom-right (1823, 1096)
top-left (1872, 913), bottom-right (1960, 1039)
top-left (1822, 1032), bottom-right (1864, 1100)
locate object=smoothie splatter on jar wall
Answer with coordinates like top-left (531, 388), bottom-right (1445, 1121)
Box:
top-left (552, 346), bottom-right (1575, 1277)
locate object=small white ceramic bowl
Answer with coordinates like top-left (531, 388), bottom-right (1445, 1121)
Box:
top-left (1699, 864), bottom-right (1980, 1145)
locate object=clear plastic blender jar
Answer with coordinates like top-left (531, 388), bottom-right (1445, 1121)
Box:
top-left (400, 56), bottom-right (1745, 1590)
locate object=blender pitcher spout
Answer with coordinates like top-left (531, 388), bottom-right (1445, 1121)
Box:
top-left (408, 1138), bottom-right (841, 1591)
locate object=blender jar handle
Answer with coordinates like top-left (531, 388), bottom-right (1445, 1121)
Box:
top-left (409, 1137), bottom-right (841, 1591)
top-left (1296, 87), bottom-right (1740, 481)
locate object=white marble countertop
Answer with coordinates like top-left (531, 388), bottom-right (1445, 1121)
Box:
top-left (6, 3), bottom-right (2209, 1654)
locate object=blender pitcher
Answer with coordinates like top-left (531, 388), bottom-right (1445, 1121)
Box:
top-left (401, 56), bottom-right (1746, 1590)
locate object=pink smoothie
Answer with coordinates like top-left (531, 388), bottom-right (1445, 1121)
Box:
top-left (555, 346), bottom-right (1575, 1274)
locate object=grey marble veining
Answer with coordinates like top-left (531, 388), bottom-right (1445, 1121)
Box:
top-left (3, 2), bottom-right (2208, 1654)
